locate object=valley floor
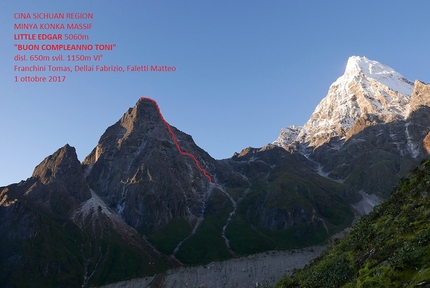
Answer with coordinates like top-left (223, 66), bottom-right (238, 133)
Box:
top-left (98, 246), bottom-right (326, 288)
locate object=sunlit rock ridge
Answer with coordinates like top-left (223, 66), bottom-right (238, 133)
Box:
top-left (273, 56), bottom-right (415, 149)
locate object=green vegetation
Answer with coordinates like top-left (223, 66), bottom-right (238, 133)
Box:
top-left (0, 208), bottom-right (168, 287)
top-left (175, 215), bottom-right (232, 265)
top-left (89, 239), bottom-right (165, 286)
top-left (176, 191), bottom-right (233, 265)
top-left (148, 218), bottom-right (192, 255)
top-left (175, 162), bottom-right (354, 261)
top-left (226, 214), bottom-right (276, 255)
top-left (225, 216), bottom-right (328, 256)
top-left (274, 159), bottom-right (430, 288)
top-left (4, 215), bottom-right (85, 288)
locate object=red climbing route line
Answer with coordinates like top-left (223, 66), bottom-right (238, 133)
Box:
top-left (139, 97), bottom-right (213, 183)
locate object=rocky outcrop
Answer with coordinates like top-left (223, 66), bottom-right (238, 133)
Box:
top-left (83, 98), bottom-right (218, 234)
top-left (272, 125), bottom-right (302, 150)
top-left (33, 144), bottom-right (91, 202)
top-left (423, 132), bottom-right (430, 154)
top-left (409, 80), bottom-right (430, 112)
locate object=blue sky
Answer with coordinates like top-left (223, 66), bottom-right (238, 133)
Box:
top-left (1, 1), bottom-right (430, 186)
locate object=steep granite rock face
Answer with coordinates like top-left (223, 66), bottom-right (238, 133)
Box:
top-left (83, 98), bottom-right (217, 234)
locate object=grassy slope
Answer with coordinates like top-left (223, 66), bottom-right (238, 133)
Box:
top-left (175, 190), bottom-right (233, 265)
top-left (148, 218), bottom-right (193, 255)
top-left (275, 160), bottom-right (430, 288)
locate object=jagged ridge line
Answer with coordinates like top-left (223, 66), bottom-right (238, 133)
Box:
top-left (139, 97), bottom-right (213, 183)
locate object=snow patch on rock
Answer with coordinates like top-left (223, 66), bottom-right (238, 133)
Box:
top-left (273, 125), bottom-right (302, 148)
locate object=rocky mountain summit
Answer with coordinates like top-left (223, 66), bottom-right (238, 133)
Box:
top-left (83, 98), bottom-right (217, 234)
top-left (1, 57), bottom-right (429, 287)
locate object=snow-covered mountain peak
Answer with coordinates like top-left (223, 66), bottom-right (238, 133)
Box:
top-left (273, 56), bottom-right (415, 150)
top-left (337, 56), bottom-right (414, 96)
top-left (344, 56), bottom-right (394, 76)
